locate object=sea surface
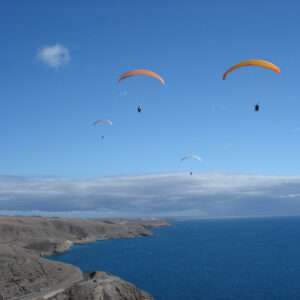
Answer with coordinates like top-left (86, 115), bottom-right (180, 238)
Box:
top-left (48, 217), bottom-right (300, 300)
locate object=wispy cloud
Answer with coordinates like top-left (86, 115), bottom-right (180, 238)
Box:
top-left (37, 44), bottom-right (70, 68)
top-left (223, 143), bottom-right (232, 148)
top-left (1, 173), bottom-right (300, 218)
top-left (119, 91), bottom-right (128, 96)
top-left (210, 105), bottom-right (226, 111)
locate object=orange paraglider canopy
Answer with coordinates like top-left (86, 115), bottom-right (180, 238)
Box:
top-left (118, 70), bottom-right (165, 84)
top-left (223, 59), bottom-right (280, 80)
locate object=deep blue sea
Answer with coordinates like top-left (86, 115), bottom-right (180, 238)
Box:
top-left (48, 217), bottom-right (300, 300)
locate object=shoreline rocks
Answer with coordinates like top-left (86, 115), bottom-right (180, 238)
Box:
top-left (0, 216), bottom-right (171, 299)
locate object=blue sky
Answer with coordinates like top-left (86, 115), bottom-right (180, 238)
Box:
top-left (1, 1), bottom-right (300, 217)
top-left (1, 0), bottom-right (300, 178)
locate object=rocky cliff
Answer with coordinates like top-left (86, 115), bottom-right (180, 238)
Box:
top-left (40, 271), bottom-right (153, 300)
top-left (0, 216), bottom-right (170, 299)
top-left (0, 245), bottom-right (83, 299)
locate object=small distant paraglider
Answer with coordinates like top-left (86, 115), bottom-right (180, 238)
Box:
top-left (93, 120), bottom-right (113, 126)
top-left (254, 103), bottom-right (260, 111)
top-left (93, 120), bottom-right (112, 140)
top-left (181, 155), bottom-right (202, 176)
top-left (181, 155), bottom-right (202, 162)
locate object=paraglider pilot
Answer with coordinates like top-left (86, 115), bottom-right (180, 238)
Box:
top-left (254, 103), bottom-right (259, 112)
top-left (137, 106), bottom-right (142, 113)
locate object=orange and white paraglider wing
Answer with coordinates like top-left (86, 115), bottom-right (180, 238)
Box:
top-left (223, 59), bottom-right (280, 80)
top-left (118, 70), bottom-right (165, 84)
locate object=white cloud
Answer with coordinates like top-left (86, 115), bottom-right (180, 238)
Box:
top-left (1, 173), bottom-right (300, 218)
top-left (224, 143), bottom-right (232, 148)
top-left (37, 44), bottom-right (70, 68)
top-left (210, 105), bottom-right (226, 111)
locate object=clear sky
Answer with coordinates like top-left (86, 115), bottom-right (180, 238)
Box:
top-left (1, 0), bottom-right (300, 179)
top-left (1, 1), bottom-right (300, 217)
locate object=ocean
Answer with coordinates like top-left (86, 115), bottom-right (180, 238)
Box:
top-left (48, 217), bottom-right (300, 300)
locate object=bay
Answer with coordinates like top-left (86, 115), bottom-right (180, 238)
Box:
top-left (48, 217), bottom-right (300, 300)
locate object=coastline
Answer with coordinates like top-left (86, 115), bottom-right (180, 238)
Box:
top-left (0, 216), bottom-right (172, 299)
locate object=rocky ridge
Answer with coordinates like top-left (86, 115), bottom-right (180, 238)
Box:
top-left (0, 216), bottom-right (171, 299)
top-left (35, 271), bottom-right (153, 300)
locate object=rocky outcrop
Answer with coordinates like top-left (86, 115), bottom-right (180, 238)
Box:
top-left (0, 245), bottom-right (82, 299)
top-left (44, 271), bottom-right (153, 300)
top-left (0, 216), bottom-right (170, 299)
top-left (0, 216), bottom-right (170, 256)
